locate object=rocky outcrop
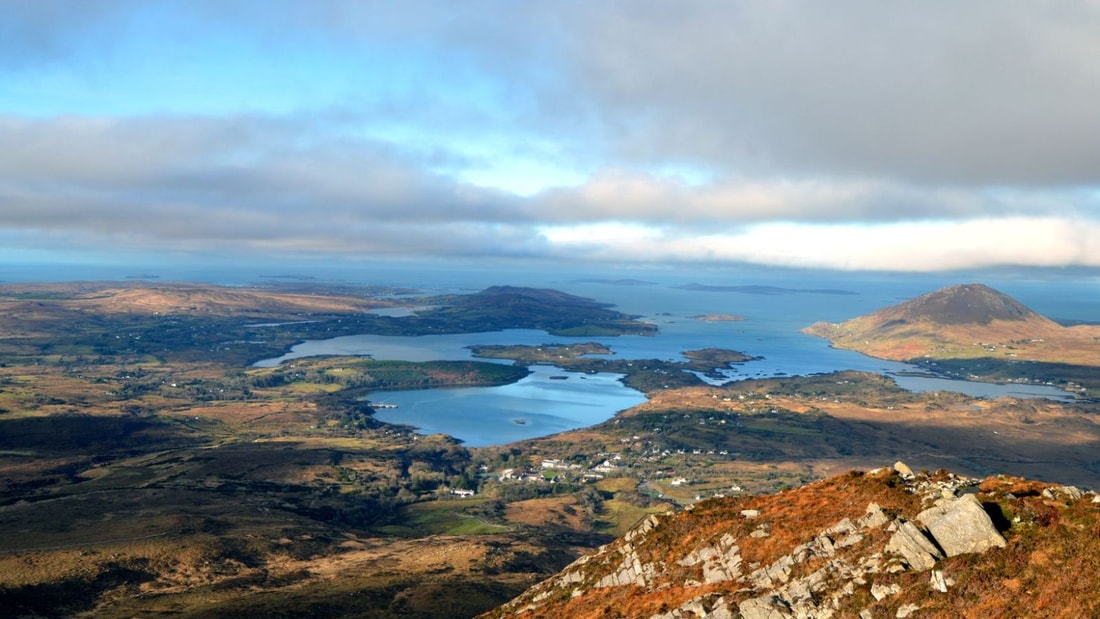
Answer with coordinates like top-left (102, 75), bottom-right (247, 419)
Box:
top-left (485, 464), bottom-right (1100, 619)
top-left (677, 532), bottom-right (742, 585)
top-left (916, 493), bottom-right (1006, 557)
top-left (885, 519), bottom-right (942, 571)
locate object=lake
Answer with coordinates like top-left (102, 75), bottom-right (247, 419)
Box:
top-left (372, 365), bottom-right (646, 447)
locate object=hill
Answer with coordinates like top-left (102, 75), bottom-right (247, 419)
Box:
top-left (803, 284), bottom-right (1100, 390)
top-left (486, 464), bottom-right (1100, 618)
top-left (419, 286), bottom-right (657, 336)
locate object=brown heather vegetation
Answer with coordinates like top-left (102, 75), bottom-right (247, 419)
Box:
top-left (485, 468), bottom-right (1100, 619)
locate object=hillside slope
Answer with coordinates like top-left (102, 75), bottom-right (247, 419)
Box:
top-left (487, 464), bottom-right (1100, 618)
top-left (804, 284), bottom-right (1100, 368)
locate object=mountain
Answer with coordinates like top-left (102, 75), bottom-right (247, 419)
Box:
top-left (863, 283), bottom-right (1047, 326)
top-left (420, 286), bottom-right (658, 336)
top-left (803, 283), bottom-right (1099, 369)
top-left (485, 464), bottom-right (1100, 619)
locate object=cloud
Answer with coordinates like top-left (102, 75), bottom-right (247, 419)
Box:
top-left (0, 114), bottom-right (524, 247)
top-left (2, 112), bottom-right (1099, 271)
top-left (562, 1), bottom-right (1100, 186)
top-left (541, 217), bottom-right (1100, 272)
top-left (534, 172), bottom-right (983, 224)
top-left (9, 3), bottom-right (1100, 186)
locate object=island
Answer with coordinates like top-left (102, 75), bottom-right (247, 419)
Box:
top-left (693, 313), bottom-right (746, 322)
top-left (468, 342), bottom-right (614, 363)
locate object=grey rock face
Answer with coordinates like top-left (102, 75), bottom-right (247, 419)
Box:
top-left (929, 569), bottom-right (949, 593)
top-left (916, 494), bottom-right (1006, 557)
top-left (885, 519), bottom-right (943, 571)
top-left (859, 503), bottom-right (890, 530)
top-left (678, 532), bottom-right (743, 584)
top-left (893, 461), bottom-right (914, 478)
top-left (739, 594), bottom-right (793, 619)
top-left (871, 582), bottom-right (901, 601)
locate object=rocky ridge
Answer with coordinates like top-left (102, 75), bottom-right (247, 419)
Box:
top-left (484, 464), bottom-right (1100, 619)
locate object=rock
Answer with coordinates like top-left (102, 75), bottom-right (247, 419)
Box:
top-left (785, 567), bottom-right (829, 606)
top-left (704, 598), bottom-right (735, 619)
top-left (764, 554), bottom-right (795, 585)
top-left (896, 603), bottom-right (921, 618)
top-left (885, 519), bottom-right (943, 571)
top-left (626, 514), bottom-right (662, 542)
top-left (929, 569), bottom-right (949, 593)
top-left (595, 544), bottom-right (658, 588)
top-left (1043, 486), bottom-right (1083, 501)
top-left (838, 533), bottom-right (864, 548)
top-left (742, 509), bottom-right (761, 519)
top-left (893, 461), bottom-right (914, 478)
top-left (812, 534), bottom-right (837, 558)
top-left (827, 517), bottom-right (856, 536)
top-left (679, 539), bottom-right (743, 584)
top-left (916, 494), bottom-right (1006, 557)
top-left (738, 594), bottom-right (793, 619)
top-left (681, 599), bottom-right (707, 616)
top-left (860, 503), bottom-right (890, 529)
top-left (871, 582), bottom-right (901, 601)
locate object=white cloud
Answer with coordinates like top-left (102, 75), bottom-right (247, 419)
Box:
top-left (538, 217), bottom-right (1100, 272)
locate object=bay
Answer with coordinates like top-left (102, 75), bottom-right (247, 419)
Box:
top-left (372, 365), bottom-right (646, 447)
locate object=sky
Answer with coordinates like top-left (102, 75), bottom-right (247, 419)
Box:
top-left (2, 1), bottom-right (1100, 273)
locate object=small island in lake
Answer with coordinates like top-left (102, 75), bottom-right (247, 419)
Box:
top-left (682, 347), bottom-right (758, 365)
top-left (693, 313), bottom-right (746, 322)
top-left (469, 342), bottom-right (613, 363)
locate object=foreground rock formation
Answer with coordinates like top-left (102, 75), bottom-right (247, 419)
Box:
top-left (484, 463), bottom-right (1100, 618)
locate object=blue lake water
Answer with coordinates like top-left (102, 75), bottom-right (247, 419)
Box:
top-left (252, 271), bottom-right (1087, 446)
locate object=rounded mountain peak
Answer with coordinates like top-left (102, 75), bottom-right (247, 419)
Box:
top-left (885, 283), bottom-right (1038, 325)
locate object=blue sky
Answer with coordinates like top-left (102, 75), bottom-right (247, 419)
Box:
top-left (2, 1), bottom-right (1100, 272)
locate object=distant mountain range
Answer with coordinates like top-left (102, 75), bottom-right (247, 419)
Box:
top-left (486, 464), bottom-right (1100, 618)
top-left (803, 283), bottom-right (1100, 369)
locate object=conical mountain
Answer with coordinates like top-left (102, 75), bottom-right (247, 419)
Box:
top-left (804, 283), bottom-right (1065, 361)
top-left (864, 283), bottom-right (1053, 326)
